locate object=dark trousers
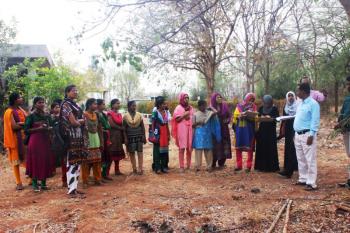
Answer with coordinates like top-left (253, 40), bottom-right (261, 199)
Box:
top-left (283, 134), bottom-right (298, 176)
top-left (212, 158), bottom-right (226, 168)
top-left (153, 144), bottom-right (168, 171)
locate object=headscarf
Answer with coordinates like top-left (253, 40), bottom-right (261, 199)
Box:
top-left (210, 92), bottom-right (229, 117)
top-left (284, 91), bottom-right (298, 116)
top-left (179, 92), bottom-right (191, 111)
top-left (238, 93), bottom-right (257, 112)
top-left (262, 95), bottom-right (273, 115)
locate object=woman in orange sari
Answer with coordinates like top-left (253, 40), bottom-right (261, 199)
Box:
top-left (3, 92), bottom-right (27, 190)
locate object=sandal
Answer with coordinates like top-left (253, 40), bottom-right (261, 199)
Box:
top-left (16, 184), bottom-right (24, 191)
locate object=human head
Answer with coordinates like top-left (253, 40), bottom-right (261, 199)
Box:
top-left (127, 100), bottom-right (136, 113)
top-left (64, 85), bottom-right (78, 99)
top-left (346, 76), bottom-right (350, 93)
top-left (179, 92), bottom-right (189, 107)
top-left (244, 93), bottom-right (256, 104)
top-left (85, 98), bottom-right (97, 111)
top-left (97, 99), bottom-right (106, 111)
top-left (210, 92), bottom-right (221, 107)
top-left (51, 102), bottom-right (60, 114)
top-left (286, 91), bottom-right (296, 104)
top-left (9, 92), bottom-right (24, 106)
top-left (155, 96), bottom-right (166, 110)
top-left (33, 96), bottom-right (45, 111)
top-left (197, 100), bottom-right (207, 112)
top-left (110, 99), bottom-right (120, 110)
top-left (300, 76), bottom-right (310, 84)
top-left (263, 95), bottom-right (273, 108)
top-left (297, 83), bottom-right (311, 100)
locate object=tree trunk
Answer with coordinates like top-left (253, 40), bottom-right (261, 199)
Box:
top-left (340, 0), bottom-right (350, 20)
top-left (335, 80), bottom-right (339, 113)
top-left (264, 61), bottom-right (270, 94)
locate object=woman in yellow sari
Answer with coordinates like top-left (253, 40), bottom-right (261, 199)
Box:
top-left (3, 92), bottom-right (27, 190)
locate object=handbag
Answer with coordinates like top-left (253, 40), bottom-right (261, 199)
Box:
top-left (148, 121), bottom-right (160, 144)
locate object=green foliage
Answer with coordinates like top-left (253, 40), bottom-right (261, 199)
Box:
top-left (3, 58), bottom-right (84, 105)
top-left (100, 37), bottom-right (144, 72)
top-left (256, 51), bottom-right (305, 98)
top-left (0, 18), bottom-right (17, 70)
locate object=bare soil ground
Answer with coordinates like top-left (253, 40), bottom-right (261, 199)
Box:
top-left (0, 118), bottom-right (349, 233)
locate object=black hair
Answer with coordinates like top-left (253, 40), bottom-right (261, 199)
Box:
top-left (346, 76), bottom-right (350, 82)
top-left (96, 99), bottom-right (104, 106)
top-left (110, 98), bottom-right (120, 107)
top-left (197, 100), bottom-right (207, 108)
top-left (85, 98), bottom-right (96, 111)
top-left (299, 76), bottom-right (310, 84)
top-left (127, 100), bottom-right (136, 110)
top-left (32, 96), bottom-right (45, 111)
top-left (51, 102), bottom-right (60, 110)
top-left (9, 92), bottom-right (21, 106)
top-left (64, 84), bottom-right (76, 98)
top-left (53, 98), bottom-right (62, 105)
top-left (298, 83), bottom-right (311, 95)
top-left (155, 96), bottom-right (165, 109)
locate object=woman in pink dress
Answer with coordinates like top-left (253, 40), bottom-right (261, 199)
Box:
top-left (172, 92), bottom-right (194, 172)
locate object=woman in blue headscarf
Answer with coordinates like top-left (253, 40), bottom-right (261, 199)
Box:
top-left (254, 95), bottom-right (280, 172)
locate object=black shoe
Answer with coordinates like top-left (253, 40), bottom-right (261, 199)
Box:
top-left (337, 179), bottom-right (350, 188)
top-left (161, 169), bottom-right (168, 173)
top-left (278, 171), bottom-right (292, 179)
top-left (294, 181), bottom-right (307, 186)
top-left (155, 170), bottom-right (162, 174)
top-left (304, 185), bottom-right (317, 191)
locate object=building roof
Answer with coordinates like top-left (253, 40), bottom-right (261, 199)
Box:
top-left (2, 44), bottom-right (54, 69)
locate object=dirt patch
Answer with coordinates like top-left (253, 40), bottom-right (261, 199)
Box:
top-left (0, 118), bottom-right (349, 232)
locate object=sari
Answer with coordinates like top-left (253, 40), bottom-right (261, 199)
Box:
top-left (210, 93), bottom-right (232, 163)
top-left (3, 107), bottom-right (27, 165)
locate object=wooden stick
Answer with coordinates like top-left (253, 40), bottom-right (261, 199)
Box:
top-left (266, 200), bottom-right (289, 233)
top-left (335, 204), bottom-right (350, 212)
top-left (282, 200), bottom-right (293, 233)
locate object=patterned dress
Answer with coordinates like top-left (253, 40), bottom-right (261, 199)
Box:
top-left (60, 98), bottom-right (86, 194)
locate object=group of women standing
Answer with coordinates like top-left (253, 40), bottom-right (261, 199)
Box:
top-left (3, 84), bottom-right (299, 196)
top-left (3, 85), bottom-right (147, 197)
top-left (170, 91), bottom-right (298, 177)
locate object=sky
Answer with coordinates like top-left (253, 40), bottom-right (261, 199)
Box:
top-left (0, 0), bottom-right (198, 96)
top-left (0, 0), bottom-right (109, 69)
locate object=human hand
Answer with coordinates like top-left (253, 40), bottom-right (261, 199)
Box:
top-left (307, 136), bottom-right (313, 146)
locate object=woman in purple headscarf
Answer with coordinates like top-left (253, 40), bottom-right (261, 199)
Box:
top-left (210, 92), bottom-right (232, 169)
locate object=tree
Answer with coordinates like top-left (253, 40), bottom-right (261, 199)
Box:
top-left (2, 58), bottom-right (97, 106)
top-left (340, 0), bottom-right (350, 19)
top-left (0, 19), bottom-right (16, 73)
top-left (78, 0), bottom-right (242, 98)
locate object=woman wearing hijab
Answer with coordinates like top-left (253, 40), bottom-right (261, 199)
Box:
top-left (172, 92), bottom-right (194, 172)
top-left (232, 93), bottom-right (258, 172)
top-left (278, 91), bottom-right (299, 178)
top-left (123, 100), bottom-right (146, 175)
top-left (210, 92), bottom-right (232, 169)
top-left (254, 95), bottom-right (280, 172)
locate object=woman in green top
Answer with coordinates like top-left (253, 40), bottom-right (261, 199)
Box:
top-left (96, 99), bottom-right (113, 181)
top-left (81, 98), bottom-right (103, 188)
top-left (25, 97), bottom-right (54, 192)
